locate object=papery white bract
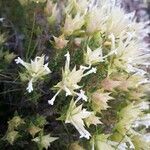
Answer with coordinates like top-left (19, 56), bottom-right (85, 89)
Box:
top-left (109, 32), bottom-right (150, 74)
top-left (65, 0), bottom-right (89, 14)
top-left (63, 13), bottom-right (85, 36)
top-left (84, 46), bottom-right (103, 66)
top-left (48, 52), bottom-right (97, 105)
top-left (86, 4), bottom-right (108, 34)
top-left (15, 56), bottom-right (51, 93)
top-left (32, 134), bottom-right (58, 150)
top-left (115, 103), bottom-right (142, 135)
top-left (65, 99), bottom-right (91, 139)
top-left (85, 112), bottom-right (102, 127)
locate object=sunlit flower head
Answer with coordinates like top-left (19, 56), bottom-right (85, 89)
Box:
top-left (86, 5), bottom-right (107, 34)
top-left (109, 33), bottom-right (150, 74)
top-left (15, 56), bottom-right (51, 93)
top-left (85, 0), bottom-right (149, 40)
top-left (48, 52), bottom-right (97, 105)
top-left (104, 7), bottom-right (135, 37)
top-left (63, 13), bottom-right (85, 36)
top-left (65, 99), bottom-right (91, 139)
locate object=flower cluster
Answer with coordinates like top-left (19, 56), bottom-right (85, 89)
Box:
top-left (15, 56), bottom-right (51, 93)
top-left (48, 52), bottom-right (97, 105)
top-left (1, 0), bottom-right (149, 149)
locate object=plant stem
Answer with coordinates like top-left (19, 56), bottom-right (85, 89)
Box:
top-left (26, 13), bottom-right (36, 61)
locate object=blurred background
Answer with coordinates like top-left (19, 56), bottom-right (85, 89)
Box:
top-left (122, 0), bottom-right (150, 22)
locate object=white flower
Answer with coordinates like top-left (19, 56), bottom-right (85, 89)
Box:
top-left (104, 7), bottom-right (133, 37)
top-left (110, 33), bottom-right (150, 74)
top-left (86, 0), bottom-right (149, 40)
top-left (76, 90), bottom-right (88, 102)
top-left (86, 1), bottom-right (129, 35)
top-left (86, 5), bottom-right (108, 34)
top-left (65, 99), bottom-right (91, 139)
top-left (123, 136), bottom-right (135, 149)
top-left (85, 112), bottom-right (102, 127)
top-left (84, 44), bottom-right (117, 66)
top-left (15, 56), bottom-right (51, 93)
top-left (63, 13), bottom-right (85, 36)
top-left (48, 52), bottom-right (97, 105)
top-left (26, 78), bottom-right (34, 93)
top-left (84, 46), bottom-right (103, 65)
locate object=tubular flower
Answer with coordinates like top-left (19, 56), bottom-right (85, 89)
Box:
top-left (65, 99), bottom-right (91, 139)
top-left (48, 52), bottom-right (97, 105)
top-left (15, 56), bottom-right (51, 93)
